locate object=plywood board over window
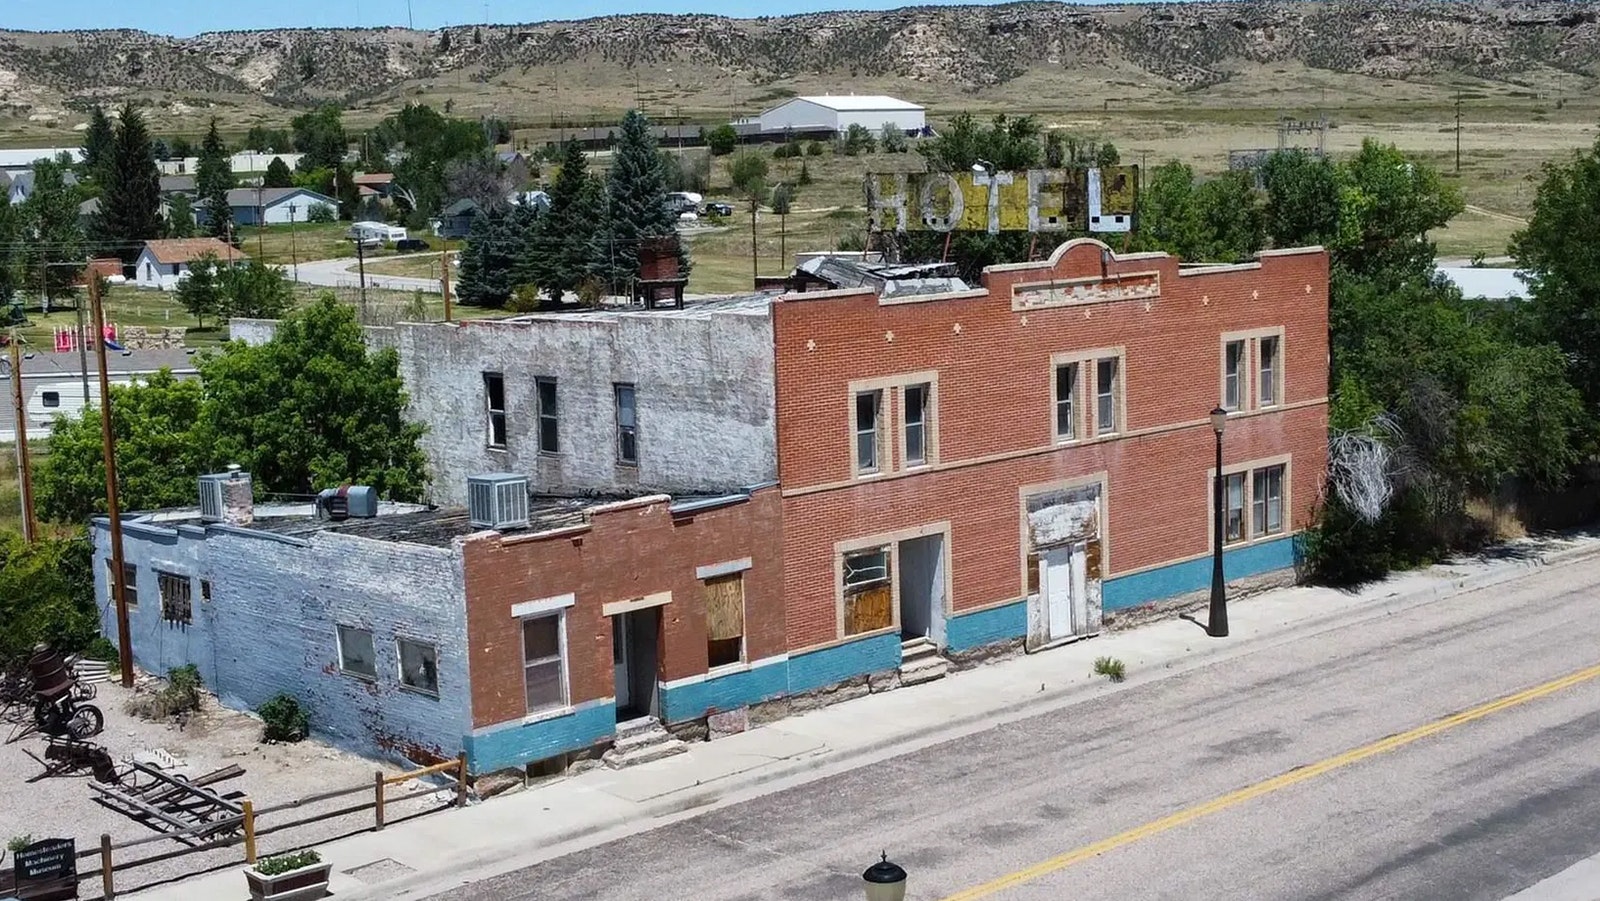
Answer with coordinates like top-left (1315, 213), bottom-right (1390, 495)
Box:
top-left (704, 573), bottom-right (746, 668)
top-left (843, 548), bottom-right (893, 635)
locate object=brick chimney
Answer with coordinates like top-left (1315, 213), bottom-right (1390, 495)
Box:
top-left (639, 235), bottom-right (681, 282)
top-left (221, 467), bottom-right (253, 527)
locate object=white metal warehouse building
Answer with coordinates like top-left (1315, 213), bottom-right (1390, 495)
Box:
top-left (758, 95), bottom-right (926, 135)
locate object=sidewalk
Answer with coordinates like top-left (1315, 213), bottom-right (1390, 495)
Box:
top-left (133, 531), bottom-right (1600, 901)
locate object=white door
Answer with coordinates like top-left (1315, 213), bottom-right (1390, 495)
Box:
top-left (612, 616), bottom-right (631, 711)
top-left (1042, 545), bottom-right (1076, 642)
top-left (1042, 542), bottom-right (1091, 642)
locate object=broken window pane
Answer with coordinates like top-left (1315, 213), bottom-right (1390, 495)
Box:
top-left (397, 638), bottom-right (439, 695)
top-left (904, 384), bottom-right (928, 466)
top-left (1055, 363), bottom-right (1077, 439)
top-left (158, 571), bottom-right (192, 625)
top-left (484, 372), bottom-right (507, 447)
top-left (855, 390), bottom-right (881, 472)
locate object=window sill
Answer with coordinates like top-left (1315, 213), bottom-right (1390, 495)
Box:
top-left (397, 684), bottom-right (441, 700)
top-left (521, 704), bottom-right (574, 725)
top-left (339, 669), bottom-right (377, 683)
top-left (706, 661), bottom-right (752, 678)
top-left (486, 445), bottom-right (509, 453)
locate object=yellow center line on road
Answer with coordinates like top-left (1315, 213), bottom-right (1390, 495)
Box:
top-left (942, 661), bottom-right (1600, 901)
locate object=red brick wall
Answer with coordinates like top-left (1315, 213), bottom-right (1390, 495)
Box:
top-left (461, 487), bottom-right (783, 729)
top-left (773, 240), bottom-right (1330, 651)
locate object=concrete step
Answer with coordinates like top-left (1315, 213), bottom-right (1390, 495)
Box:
top-left (899, 655), bottom-right (949, 686)
top-left (614, 716), bottom-right (661, 741)
top-left (610, 727), bottom-right (682, 756)
top-left (900, 638), bottom-right (940, 664)
top-left (603, 739), bottom-right (688, 769)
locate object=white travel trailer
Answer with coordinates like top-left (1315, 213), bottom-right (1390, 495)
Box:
top-left (348, 221), bottom-right (407, 246)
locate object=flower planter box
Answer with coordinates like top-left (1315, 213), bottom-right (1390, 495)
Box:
top-left (243, 860), bottom-right (331, 901)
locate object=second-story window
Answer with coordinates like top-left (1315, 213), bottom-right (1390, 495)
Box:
top-left (1258, 336), bottom-right (1279, 407)
top-left (855, 390), bottom-right (882, 474)
top-left (903, 383), bottom-right (929, 467)
top-left (614, 383), bottom-right (638, 465)
top-left (1223, 340), bottom-right (1246, 411)
top-left (1054, 362), bottom-right (1078, 441)
top-left (483, 372), bottom-right (507, 448)
top-left (1095, 358), bottom-right (1119, 435)
top-left (535, 377), bottom-right (559, 454)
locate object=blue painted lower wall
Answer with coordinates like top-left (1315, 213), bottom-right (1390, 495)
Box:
top-left (947, 601), bottom-right (1027, 652)
top-left (467, 538), bottom-right (1299, 771)
top-left (1103, 536), bottom-right (1297, 611)
top-left (466, 700), bottom-right (618, 773)
top-left (786, 632), bottom-right (902, 694)
top-left (660, 659), bottom-right (788, 724)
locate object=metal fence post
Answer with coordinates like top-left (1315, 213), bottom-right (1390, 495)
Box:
top-left (374, 771), bottom-right (386, 830)
top-left (101, 833), bottom-right (114, 900)
top-left (455, 752), bottom-right (469, 808)
top-left (241, 799), bottom-right (257, 864)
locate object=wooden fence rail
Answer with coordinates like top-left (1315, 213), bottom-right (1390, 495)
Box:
top-left (92, 752), bottom-right (469, 899)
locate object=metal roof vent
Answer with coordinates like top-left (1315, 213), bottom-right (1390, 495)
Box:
top-left (468, 473), bottom-right (530, 530)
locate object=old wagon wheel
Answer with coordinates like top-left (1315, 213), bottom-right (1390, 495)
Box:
top-left (67, 704), bottom-right (104, 740)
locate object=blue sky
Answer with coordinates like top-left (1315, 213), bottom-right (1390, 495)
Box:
top-left (13, 0), bottom-right (1156, 38)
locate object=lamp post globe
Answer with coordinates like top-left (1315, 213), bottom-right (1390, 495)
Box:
top-left (1207, 406), bottom-right (1229, 637)
top-left (862, 852), bottom-right (908, 901)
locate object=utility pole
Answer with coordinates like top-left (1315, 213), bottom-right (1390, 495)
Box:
top-left (75, 293), bottom-right (90, 405)
top-left (441, 246), bottom-right (453, 321)
top-left (1455, 92), bottom-right (1462, 174)
top-left (289, 205), bottom-right (300, 281)
top-left (355, 234), bottom-right (369, 308)
top-left (8, 335), bottom-right (36, 544)
top-left (256, 185), bottom-right (266, 258)
top-left (91, 277), bottom-right (134, 688)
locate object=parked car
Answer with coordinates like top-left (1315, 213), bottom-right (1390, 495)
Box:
top-left (703, 202), bottom-right (734, 217)
top-left (395, 238), bottom-right (432, 252)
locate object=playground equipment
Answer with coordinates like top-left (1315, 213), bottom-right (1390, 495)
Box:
top-left (54, 323), bottom-right (120, 353)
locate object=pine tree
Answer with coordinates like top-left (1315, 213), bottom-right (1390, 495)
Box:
top-left (540, 141), bottom-right (604, 302)
top-left (167, 194), bottom-right (196, 238)
top-left (604, 110), bottom-right (680, 287)
top-left (197, 118), bottom-right (234, 238)
top-left (80, 107), bottom-right (115, 183)
top-left (0, 192), bottom-right (19, 306)
top-left (263, 156), bottom-right (294, 188)
top-left (96, 103), bottom-right (164, 260)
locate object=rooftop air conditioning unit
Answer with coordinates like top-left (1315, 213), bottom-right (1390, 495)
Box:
top-left (318, 485), bottom-right (379, 521)
top-left (468, 473), bottom-right (530, 530)
top-left (199, 467), bottom-right (250, 523)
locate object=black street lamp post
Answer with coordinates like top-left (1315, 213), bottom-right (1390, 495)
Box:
top-left (1208, 406), bottom-right (1229, 637)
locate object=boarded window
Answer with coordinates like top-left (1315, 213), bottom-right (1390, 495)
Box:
top-left (843, 548), bottom-right (892, 635)
top-left (337, 625), bottom-right (377, 679)
top-left (157, 571), bottom-right (192, 625)
top-left (704, 573), bottom-right (745, 668)
top-left (397, 638), bottom-right (439, 696)
top-left (522, 614), bottom-right (566, 714)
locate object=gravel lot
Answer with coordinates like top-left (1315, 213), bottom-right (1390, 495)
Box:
top-left (1, 675), bottom-right (451, 897)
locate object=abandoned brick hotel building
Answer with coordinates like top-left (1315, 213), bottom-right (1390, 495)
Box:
top-left (95, 239), bottom-right (1328, 776)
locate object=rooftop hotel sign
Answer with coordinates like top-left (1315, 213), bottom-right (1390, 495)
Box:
top-left (865, 166), bottom-right (1139, 235)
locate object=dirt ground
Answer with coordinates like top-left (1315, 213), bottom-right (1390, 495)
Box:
top-left (0, 674), bottom-right (450, 898)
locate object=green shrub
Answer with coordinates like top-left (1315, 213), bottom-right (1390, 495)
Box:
top-left (1092, 656), bottom-right (1126, 682)
top-left (306, 202), bottom-right (336, 223)
top-left (804, 141), bottom-right (823, 156)
top-left (257, 693), bottom-right (309, 743)
top-left (254, 849), bottom-right (322, 876)
top-left (128, 664), bottom-right (204, 721)
top-left (507, 284), bottom-right (542, 313)
top-left (81, 636), bottom-right (120, 663)
top-left (8, 834), bottom-right (33, 852)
